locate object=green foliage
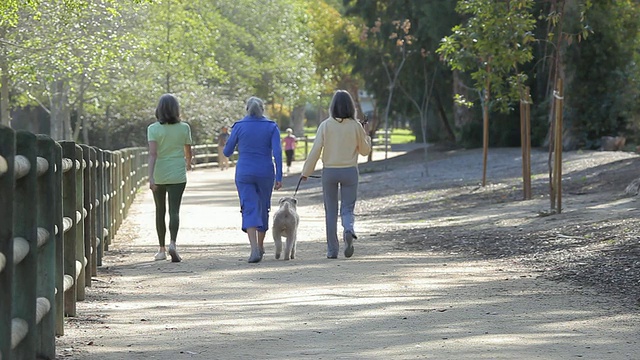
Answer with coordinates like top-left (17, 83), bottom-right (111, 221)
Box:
top-left (563, 0), bottom-right (640, 142)
top-left (5, 0), bottom-right (640, 150)
top-left (457, 121), bottom-right (482, 148)
top-left (437, 0), bottom-right (536, 113)
top-left (305, 1), bottom-right (357, 96)
top-left (0, 0), bottom-right (149, 26)
top-left (2, 0), bottom-right (331, 147)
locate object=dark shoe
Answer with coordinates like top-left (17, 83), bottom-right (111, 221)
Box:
top-left (327, 254), bottom-right (338, 259)
top-left (248, 253), bottom-right (263, 263)
top-left (344, 231), bottom-right (357, 258)
top-left (168, 242), bottom-right (182, 263)
top-left (248, 247), bottom-right (263, 263)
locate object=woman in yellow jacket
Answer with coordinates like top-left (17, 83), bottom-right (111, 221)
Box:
top-left (301, 90), bottom-right (371, 259)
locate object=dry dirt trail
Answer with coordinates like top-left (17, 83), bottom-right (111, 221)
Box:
top-left (56, 147), bottom-right (639, 360)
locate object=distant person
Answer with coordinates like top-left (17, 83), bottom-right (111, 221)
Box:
top-left (301, 90), bottom-right (371, 259)
top-left (218, 126), bottom-right (230, 170)
top-left (224, 96), bottom-right (283, 263)
top-left (147, 93), bottom-right (193, 262)
top-left (282, 127), bottom-right (297, 173)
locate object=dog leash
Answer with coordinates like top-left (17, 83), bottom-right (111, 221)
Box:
top-left (293, 175), bottom-right (320, 198)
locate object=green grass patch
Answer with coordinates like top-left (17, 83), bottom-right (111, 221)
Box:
top-left (387, 129), bottom-right (416, 144)
top-left (282, 127), bottom-right (415, 161)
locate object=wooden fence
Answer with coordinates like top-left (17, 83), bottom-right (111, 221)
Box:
top-left (191, 144), bottom-right (237, 169)
top-left (0, 125), bottom-right (146, 360)
top-left (192, 132), bottom-right (388, 169)
top-left (0, 127), bottom-right (316, 360)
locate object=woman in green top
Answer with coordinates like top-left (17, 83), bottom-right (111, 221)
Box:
top-left (147, 94), bottom-right (193, 262)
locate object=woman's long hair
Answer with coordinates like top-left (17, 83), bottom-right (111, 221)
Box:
top-left (329, 90), bottom-right (357, 120)
top-left (155, 94), bottom-right (181, 124)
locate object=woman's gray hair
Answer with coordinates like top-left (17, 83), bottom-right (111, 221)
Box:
top-left (246, 96), bottom-right (265, 117)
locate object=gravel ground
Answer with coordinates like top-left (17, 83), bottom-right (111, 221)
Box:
top-left (338, 146), bottom-right (640, 309)
top-left (54, 145), bottom-right (640, 359)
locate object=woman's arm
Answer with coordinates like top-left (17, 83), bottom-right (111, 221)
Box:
top-left (184, 144), bottom-right (192, 171)
top-left (272, 126), bottom-right (283, 187)
top-left (356, 122), bottom-right (372, 156)
top-left (148, 141), bottom-right (158, 191)
top-left (223, 125), bottom-right (238, 158)
top-left (301, 124), bottom-right (324, 178)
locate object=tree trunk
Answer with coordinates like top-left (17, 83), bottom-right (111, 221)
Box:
top-left (50, 79), bottom-right (71, 140)
top-left (366, 109), bottom-right (379, 163)
top-left (291, 104), bottom-right (305, 137)
top-left (482, 66), bottom-right (491, 187)
top-left (433, 89), bottom-right (455, 142)
top-left (452, 70), bottom-right (474, 129)
top-left (63, 103), bottom-right (72, 140)
top-left (0, 34), bottom-right (10, 127)
top-left (0, 55), bottom-right (9, 127)
top-left (74, 75), bottom-right (88, 143)
top-left (104, 104), bottom-right (112, 149)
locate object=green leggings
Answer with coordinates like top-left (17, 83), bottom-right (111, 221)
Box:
top-left (152, 182), bottom-right (186, 247)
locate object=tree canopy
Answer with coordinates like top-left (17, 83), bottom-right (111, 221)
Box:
top-left (1, 0), bottom-right (639, 152)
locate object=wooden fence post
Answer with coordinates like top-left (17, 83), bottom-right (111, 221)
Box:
top-left (74, 145), bottom-right (86, 301)
top-left (0, 125), bottom-right (15, 360)
top-left (13, 130), bottom-right (38, 359)
top-left (89, 146), bottom-right (97, 277)
top-left (105, 151), bottom-right (113, 251)
top-left (52, 142), bottom-right (64, 336)
top-left (35, 134), bottom-right (57, 358)
top-left (94, 147), bottom-right (105, 267)
top-left (123, 150), bottom-right (132, 216)
top-left (115, 151), bottom-right (123, 233)
top-left (109, 151), bottom-right (117, 244)
top-left (60, 141), bottom-right (78, 317)
top-left (81, 145), bottom-right (93, 287)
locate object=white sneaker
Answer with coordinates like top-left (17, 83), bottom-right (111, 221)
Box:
top-left (154, 251), bottom-right (166, 261)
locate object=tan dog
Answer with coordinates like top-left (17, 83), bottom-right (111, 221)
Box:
top-left (272, 197), bottom-right (300, 260)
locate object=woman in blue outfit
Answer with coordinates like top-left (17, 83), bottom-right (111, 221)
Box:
top-left (224, 96), bottom-right (283, 263)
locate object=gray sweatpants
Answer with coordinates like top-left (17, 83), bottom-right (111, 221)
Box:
top-left (322, 166), bottom-right (359, 256)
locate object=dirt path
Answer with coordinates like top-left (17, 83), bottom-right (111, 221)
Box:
top-left (56, 148), bottom-right (640, 359)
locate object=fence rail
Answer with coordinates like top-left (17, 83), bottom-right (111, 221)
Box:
top-left (0, 125), bottom-right (147, 360)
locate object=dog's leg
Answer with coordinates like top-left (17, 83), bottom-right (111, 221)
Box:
top-left (273, 230), bottom-right (282, 259)
top-left (284, 233), bottom-right (292, 261)
top-left (290, 231), bottom-right (296, 260)
top-left (284, 228), bottom-right (295, 260)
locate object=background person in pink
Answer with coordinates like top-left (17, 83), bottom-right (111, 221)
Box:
top-left (282, 128), bottom-right (297, 173)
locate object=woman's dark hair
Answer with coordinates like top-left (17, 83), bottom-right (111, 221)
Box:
top-left (155, 93), bottom-right (181, 124)
top-left (329, 90), bottom-right (357, 120)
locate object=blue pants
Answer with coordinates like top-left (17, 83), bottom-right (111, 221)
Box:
top-left (322, 167), bottom-right (359, 255)
top-left (235, 174), bottom-right (274, 232)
